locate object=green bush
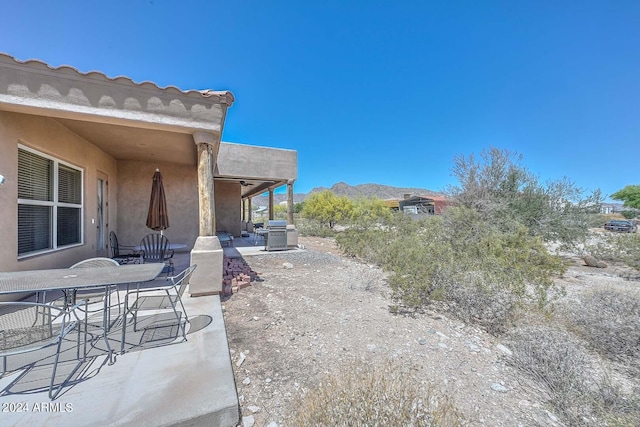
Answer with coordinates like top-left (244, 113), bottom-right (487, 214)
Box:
top-left (621, 210), bottom-right (638, 219)
top-left (297, 218), bottom-right (337, 237)
top-left (289, 361), bottom-right (465, 426)
top-left (302, 190), bottom-right (354, 229)
top-left (337, 207), bottom-right (566, 334)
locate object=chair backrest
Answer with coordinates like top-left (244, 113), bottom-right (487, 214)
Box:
top-left (70, 257), bottom-right (119, 269)
top-left (170, 264), bottom-right (197, 297)
top-left (109, 231), bottom-right (120, 257)
top-left (140, 233), bottom-right (170, 263)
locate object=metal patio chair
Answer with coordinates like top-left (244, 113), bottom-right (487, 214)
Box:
top-left (109, 231), bottom-right (142, 265)
top-left (41, 257), bottom-right (122, 324)
top-left (120, 265), bottom-right (197, 353)
top-left (0, 300), bottom-right (88, 400)
top-left (69, 257), bottom-right (122, 318)
top-left (139, 233), bottom-right (174, 276)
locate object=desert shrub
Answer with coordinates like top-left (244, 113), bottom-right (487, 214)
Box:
top-left (621, 210), bottom-right (638, 219)
top-left (592, 371), bottom-right (640, 427)
top-left (563, 288), bottom-right (640, 377)
top-left (506, 324), bottom-right (594, 425)
top-left (297, 218), bottom-right (337, 237)
top-left (349, 196), bottom-right (392, 226)
top-left (337, 207), bottom-right (566, 334)
top-left (507, 323), bottom-right (640, 426)
top-left (444, 275), bottom-right (519, 334)
top-left (587, 232), bottom-right (640, 272)
top-left (289, 361), bottom-right (465, 427)
top-left (448, 147), bottom-right (602, 249)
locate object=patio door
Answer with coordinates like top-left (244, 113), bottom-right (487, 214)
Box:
top-left (96, 172), bottom-right (109, 257)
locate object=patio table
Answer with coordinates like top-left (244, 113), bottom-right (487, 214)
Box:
top-left (0, 263), bottom-right (164, 363)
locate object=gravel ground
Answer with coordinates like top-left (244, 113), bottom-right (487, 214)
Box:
top-left (224, 235), bottom-right (640, 427)
top-left (223, 236), bottom-right (579, 427)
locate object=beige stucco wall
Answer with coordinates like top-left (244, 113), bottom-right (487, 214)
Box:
top-left (116, 161), bottom-right (199, 250)
top-left (0, 111), bottom-right (118, 272)
top-left (116, 164), bottom-right (243, 245)
top-left (215, 181), bottom-right (241, 237)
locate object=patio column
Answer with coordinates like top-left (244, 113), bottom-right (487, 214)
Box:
top-left (287, 179), bottom-right (295, 224)
top-left (193, 131), bottom-right (220, 236)
top-left (247, 198), bottom-right (252, 221)
top-left (268, 188), bottom-right (274, 220)
top-left (190, 131), bottom-right (223, 297)
top-left (242, 199), bottom-right (246, 221)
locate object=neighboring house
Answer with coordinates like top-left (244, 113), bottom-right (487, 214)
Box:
top-left (600, 203), bottom-right (624, 215)
top-left (399, 195), bottom-right (435, 215)
top-left (429, 195), bottom-right (451, 215)
top-left (0, 53), bottom-right (297, 295)
top-left (385, 195), bottom-right (450, 215)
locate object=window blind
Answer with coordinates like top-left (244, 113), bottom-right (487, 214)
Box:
top-left (18, 149), bottom-right (52, 201)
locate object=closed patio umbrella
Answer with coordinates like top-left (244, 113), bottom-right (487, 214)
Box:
top-left (146, 169), bottom-right (169, 233)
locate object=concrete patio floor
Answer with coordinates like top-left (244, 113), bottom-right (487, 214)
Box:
top-left (0, 234), bottom-right (302, 426)
top-left (0, 252), bottom-right (240, 427)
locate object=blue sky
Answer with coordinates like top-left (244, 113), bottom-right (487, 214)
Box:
top-left (2, 1), bottom-right (639, 199)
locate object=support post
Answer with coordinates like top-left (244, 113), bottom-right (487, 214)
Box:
top-left (190, 131), bottom-right (223, 296)
top-left (247, 198), bottom-right (252, 221)
top-left (268, 188), bottom-right (274, 220)
top-left (194, 131), bottom-right (220, 236)
top-left (287, 179), bottom-right (295, 225)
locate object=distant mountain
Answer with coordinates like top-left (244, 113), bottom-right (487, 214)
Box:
top-left (308, 182), bottom-right (444, 200)
top-left (251, 182), bottom-right (443, 206)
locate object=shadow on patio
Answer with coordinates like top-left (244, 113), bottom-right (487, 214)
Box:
top-left (0, 252), bottom-right (239, 427)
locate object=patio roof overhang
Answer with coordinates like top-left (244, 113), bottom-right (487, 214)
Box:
top-left (216, 141), bottom-right (298, 198)
top-left (0, 53), bottom-right (232, 166)
top-left (0, 53), bottom-right (296, 193)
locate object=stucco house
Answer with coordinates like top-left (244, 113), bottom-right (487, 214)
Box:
top-left (0, 53), bottom-right (297, 296)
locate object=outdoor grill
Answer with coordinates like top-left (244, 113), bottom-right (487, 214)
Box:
top-left (266, 220), bottom-right (288, 251)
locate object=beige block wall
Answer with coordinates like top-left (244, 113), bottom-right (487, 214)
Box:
top-left (215, 181), bottom-right (241, 237)
top-left (116, 161), bottom-right (199, 249)
top-left (0, 111), bottom-right (118, 272)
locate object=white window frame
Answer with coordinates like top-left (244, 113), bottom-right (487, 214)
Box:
top-left (17, 144), bottom-right (84, 258)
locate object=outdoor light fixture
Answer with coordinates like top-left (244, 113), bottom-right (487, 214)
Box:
top-left (0, 174), bottom-right (5, 185)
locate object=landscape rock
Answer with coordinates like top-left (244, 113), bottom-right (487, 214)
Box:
top-left (583, 255), bottom-right (607, 268)
top-left (491, 383), bottom-right (508, 393)
top-left (236, 352), bottom-right (246, 367)
top-left (496, 344), bottom-right (513, 356)
top-left (242, 415), bottom-right (255, 427)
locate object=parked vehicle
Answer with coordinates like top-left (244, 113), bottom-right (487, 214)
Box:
top-left (603, 220), bottom-right (637, 233)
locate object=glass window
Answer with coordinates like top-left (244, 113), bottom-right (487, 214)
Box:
top-left (17, 146), bottom-right (83, 257)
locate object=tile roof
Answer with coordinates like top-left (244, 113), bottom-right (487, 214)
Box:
top-left (0, 52), bottom-right (234, 104)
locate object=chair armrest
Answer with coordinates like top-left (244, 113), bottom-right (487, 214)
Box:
top-left (165, 249), bottom-right (174, 259)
